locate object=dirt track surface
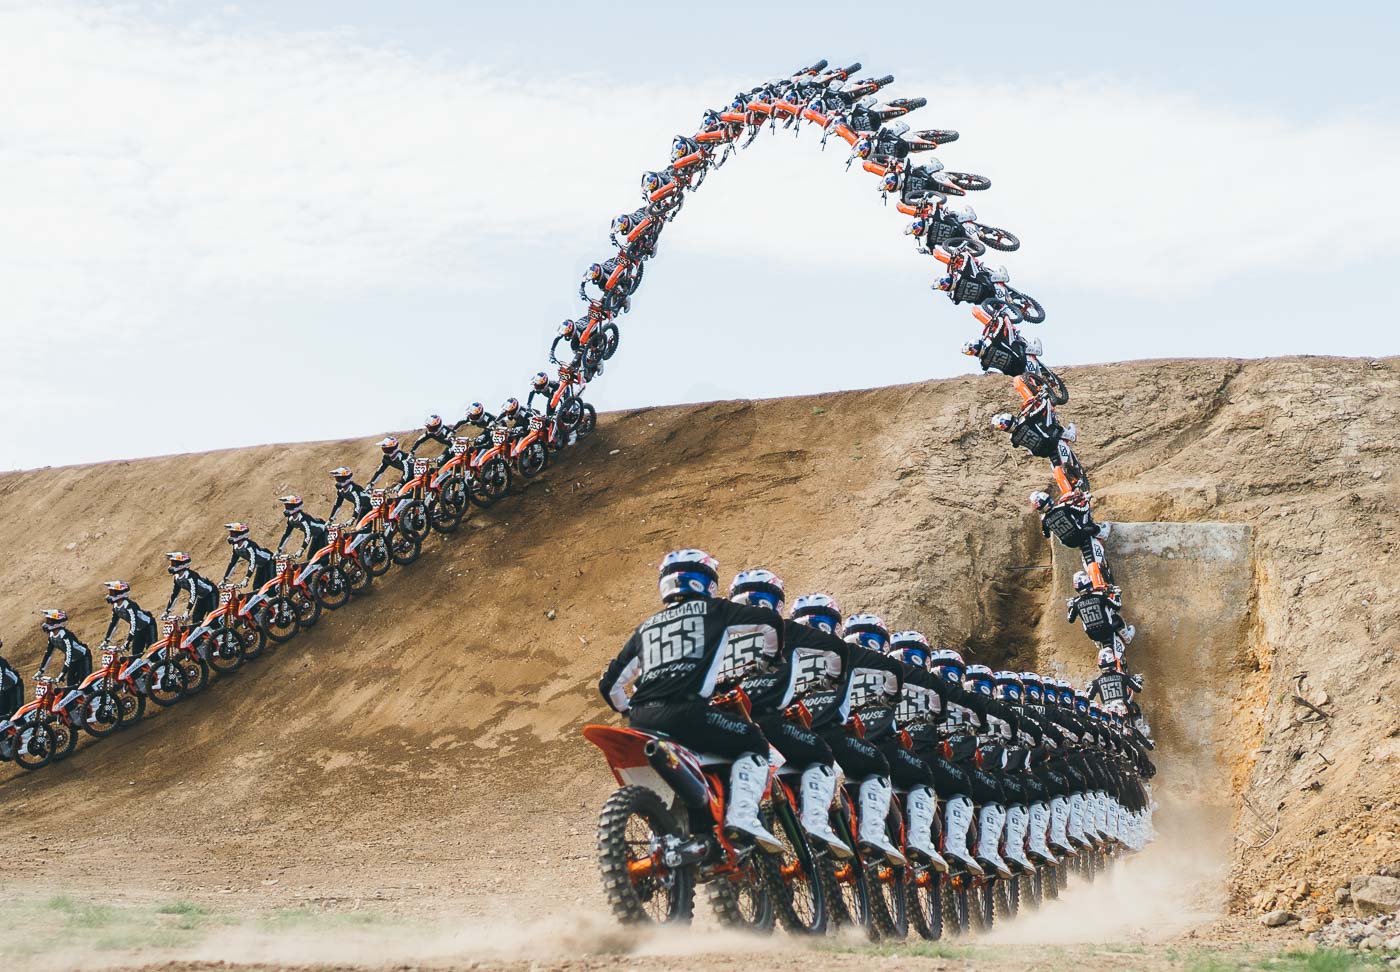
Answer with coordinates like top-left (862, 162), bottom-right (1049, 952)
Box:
top-left (2, 356), bottom-right (1398, 969)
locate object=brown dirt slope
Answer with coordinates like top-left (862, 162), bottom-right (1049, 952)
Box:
top-left (0, 356), bottom-right (1395, 916)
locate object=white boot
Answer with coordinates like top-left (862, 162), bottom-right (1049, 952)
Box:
top-left (1083, 792), bottom-right (1103, 845)
top-left (1094, 791), bottom-right (1110, 842)
top-left (905, 785), bottom-right (947, 871)
top-left (1003, 803), bottom-right (1033, 873)
top-left (724, 753), bottom-right (782, 853)
top-left (1049, 796), bottom-right (1073, 854)
top-left (975, 802), bottom-right (1012, 879)
top-left (857, 776), bottom-right (906, 865)
top-left (799, 764), bottom-right (852, 858)
top-left (1027, 801), bottom-right (1057, 863)
top-left (1068, 792), bottom-right (1088, 847)
top-left (943, 795), bottom-right (984, 875)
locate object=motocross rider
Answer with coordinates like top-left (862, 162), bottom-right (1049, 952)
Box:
top-left (409, 415), bottom-right (455, 467)
top-left (36, 609), bottom-right (92, 688)
top-left (0, 640), bottom-right (23, 720)
top-left (368, 436), bottom-right (413, 488)
top-left (726, 571), bottom-right (851, 859)
top-left (326, 467), bottom-right (374, 527)
top-left (164, 552), bottom-right (218, 626)
top-left (275, 495), bottom-right (329, 562)
top-left (222, 522), bottom-right (275, 592)
top-left (102, 580), bottom-right (159, 659)
top-left (597, 549), bottom-right (784, 852)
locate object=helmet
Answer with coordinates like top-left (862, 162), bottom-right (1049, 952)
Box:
top-left (41, 609), bottom-right (67, 632)
top-left (991, 413), bottom-right (1015, 433)
top-left (890, 631), bottom-right (931, 669)
top-left (558, 319), bottom-right (576, 339)
top-left (993, 670), bottom-right (1023, 702)
top-left (641, 171), bottom-right (662, 193)
top-left (1054, 677), bottom-right (1074, 706)
top-left (1120, 624), bottom-right (1136, 645)
top-left (425, 414), bottom-right (443, 432)
top-left (729, 569), bottom-right (785, 613)
top-left (225, 522), bottom-right (250, 543)
top-left (279, 494), bottom-right (303, 516)
top-left (1073, 690), bottom-right (1090, 714)
top-left (934, 276), bottom-right (954, 292)
top-left (964, 663), bottom-right (994, 696)
top-left (854, 137), bottom-right (873, 159)
top-left (500, 398), bottom-right (520, 417)
top-left (531, 372), bottom-right (550, 391)
top-left (1021, 671), bottom-right (1043, 702)
top-left (465, 402), bottom-right (485, 423)
top-left (377, 436), bottom-right (398, 454)
top-left (166, 551), bottom-right (191, 574)
top-left (612, 212), bottom-right (633, 235)
top-left (881, 171), bottom-right (899, 194)
top-left (1073, 571), bottom-right (1093, 594)
top-left (843, 614), bottom-right (890, 651)
top-left (1089, 700), bottom-right (1104, 721)
top-left (790, 593), bottom-right (842, 633)
top-left (104, 580), bottom-right (131, 603)
top-left (1028, 491), bottom-right (1052, 513)
top-left (904, 217), bottom-right (926, 237)
top-left (701, 108), bottom-right (721, 128)
top-left (331, 467), bottom-right (354, 492)
top-left (671, 136), bottom-right (692, 161)
top-left (1098, 645), bottom-right (1121, 669)
top-left (588, 262), bottom-right (603, 281)
top-left (659, 549), bottom-right (720, 604)
top-left (929, 648), bottom-right (965, 683)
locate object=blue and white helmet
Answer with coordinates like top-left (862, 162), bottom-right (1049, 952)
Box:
top-left (889, 631), bottom-right (931, 669)
top-left (930, 648), bottom-right (966, 684)
top-left (964, 663), bottom-right (995, 696)
top-left (791, 593), bottom-right (843, 633)
top-left (1020, 671), bottom-right (1043, 702)
top-left (1053, 677), bottom-right (1074, 706)
top-left (993, 670), bottom-right (1023, 702)
top-left (1098, 644), bottom-right (1122, 669)
top-left (728, 568), bottom-right (785, 613)
top-left (843, 613), bottom-right (890, 651)
top-left (658, 549), bottom-right (720, 604)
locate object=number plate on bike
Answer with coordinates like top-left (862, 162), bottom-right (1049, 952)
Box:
top-left (492, 428), bottom-right (507, 444)
top-left (529, 415), bottom-right (544, 431)
top-left (276, 556), bottom-right (290, 572)
top-left (327, 528), bottom-right (340, 542)
top-left (102, 650), bottom-right (116, 666)
top-left (370, 490), bottom-right (385, 508)
top-left (35, 684), bottom-right (47, 699)
top-left (452, 438), bottom-right (470, 455)
top-left (557, 366), bottom-right (571, 380)
top-left (162, 620), bottom-right (175, 635)
top-left (414, 459), bottom-right (429, 475)
top-left (220, 590), bottom-right (233, 605)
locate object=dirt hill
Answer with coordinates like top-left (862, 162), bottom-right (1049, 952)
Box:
top-left (0, 356), bottom-right (1396, 956)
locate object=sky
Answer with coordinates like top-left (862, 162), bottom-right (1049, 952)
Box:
top-left (2, 0), bottom-right (1399, 470)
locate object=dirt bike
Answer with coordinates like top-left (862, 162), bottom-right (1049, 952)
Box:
top-left (937, 251), bottom-right (1045, 324)
top-left (509, 412), bottom-right (550, 479)
top-left (548, 366), bottom-right (597, 438)
top-left (900, 198), bottom-right (1019, 256)
top-left (55, 641), bottom-right (145, 737)
top-left (120, 615), bottom-right (209, 706)
top-left (390, 459), bottom-right (436, 542)
top-left (194, 584), bottom-right (266, 668)
top-left (578, 305), bottom-right (620, 362)
top-left (967, 304), bottom-right (1068, 402)
top-left (7, 676), bottom-right (78, 770)
top-left (760, 704), bottom-right (828, 935)
top-left (307, 524), bottom-right (372, 610)
top-left (582, 692), bottom-right (779, 930)
top-left (246, 555), bottom-right (321, 644)
top-left (356, 488), bottom-right (421, 569)
top-left (470, 427), bottom-right (514, 506)
top-left (430, 438), bottom-right (489, 520)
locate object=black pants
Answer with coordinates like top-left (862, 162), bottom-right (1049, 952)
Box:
top-left (756, 712), bottom-right (833, 767)
top-left (818, 724), bottom-right (889, 779)
top-left (0, 683), bottom-right (21, 720)
top-left (879, 737), bottom-right (935, 789)
top-left (64, 652), bottom-right (93, 689)
top-left (629, 699), bottom-right (768, 760)
top-left (192, 592), bottom-right (217, 628)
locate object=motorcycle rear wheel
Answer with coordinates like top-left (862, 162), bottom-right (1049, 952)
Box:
top-left (314, 565), bottom-right (352, 610)
top-left (82, 691), bottom-right (124, 738)
top-left (908, 866), bottom-right (944, 940)
top-left (345, 558), bottom-right (372, 594)
top-left (759, 798), bottom-right (825, 935)
top-left (600, 323), bottom-right (620, 360)
top-left (428, 496), bottom-right (462, 534)
top-left (706, 855), bottom-right (775, 934)
top-left (596, 785), bottom-right (695, 925)
top-left (208, 630), bottom-right (245, 674)
top-left (15, 721), bottom-right (54, 770)
top-left (867, 852), bottom-right (909, 940)
top-left (361, 534), bottom-right (392, 578)
top-left (942, 877), bottom-right (970, 937)
top-left (388, 528), bottom-right (422, 567)
top-left (262, 596), bottom-right (300, 644)
top-left (969, 881), bottom-right (995, 932)
top-left (147, 660), bottom-right (188, 707)
top-left (821, 852), bottom-right (873, 937)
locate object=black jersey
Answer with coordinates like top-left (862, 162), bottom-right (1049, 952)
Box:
top-left (741, 619), bottom-right (851, 716)
top-left (599, 597), bottom-right (782, 711)
top-left (167, 570), bottom-right (217, 614)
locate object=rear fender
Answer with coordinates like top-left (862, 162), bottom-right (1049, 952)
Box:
top-left (57, 689), bottom-right (83, 710)
top-left (244, 591), bottom-right (270, 614)
top-left (346, 532), bottom-right (368, 553)
top-left (295, 562), bottom-right (322, 586)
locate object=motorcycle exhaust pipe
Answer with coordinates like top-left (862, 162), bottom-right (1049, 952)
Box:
top-left (643, 739), bottom-right (713, 816)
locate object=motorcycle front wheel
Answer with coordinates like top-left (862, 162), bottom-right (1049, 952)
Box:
top-left (147, 660), bottom-right (188, 707)
top-left (82, 691), bottom-right (124, 738)
top-left (387, 527), bottom-right (422, 566)
top-left (361, 534), bottom-right (392, 578)
top-left (576, 404), bottom-right (597, 440)
top-left (760, 796), bottom-right (825, 935)
top-left (176, 654), bottom-right (209, 695)
top-left (15, 721), bottom-right (54, 770)
top-left (314, 565), bottom-right (352, 610)
top-left (208, 629), bottom-right (245, 674)
top-left (262, 596), bottom-right (300, 644)
top-left (1040, 366), bottom-right (1070, 405)
top-left (516, 440), bottom-right (548, 478)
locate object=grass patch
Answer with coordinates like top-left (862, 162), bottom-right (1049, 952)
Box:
top-left (156, 900), bottom-right (210, 930)
top-left (815, 939), bottom-right (972, 960)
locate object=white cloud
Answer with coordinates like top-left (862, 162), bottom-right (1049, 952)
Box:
top-left (1, 2), bottom-right (1397, 469)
